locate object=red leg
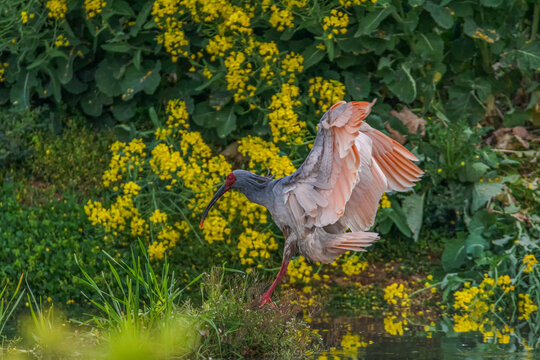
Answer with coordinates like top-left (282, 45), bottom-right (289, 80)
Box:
top-left (259, 261), bottom-right (290, 309)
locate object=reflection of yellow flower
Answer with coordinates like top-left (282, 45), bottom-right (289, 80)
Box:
top-left (518, 293), bottom-right (538, 320)
top-left (523, 254), bottom-right (537, 274)
top-left (384, 315), bottom-right (405, 336)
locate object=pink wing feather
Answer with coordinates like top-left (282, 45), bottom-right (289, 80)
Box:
top-left (285, 100), bottom-right (423, 234)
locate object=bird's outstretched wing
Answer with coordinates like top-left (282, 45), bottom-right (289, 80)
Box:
top-left (283, 100), bottom-right (423, 233)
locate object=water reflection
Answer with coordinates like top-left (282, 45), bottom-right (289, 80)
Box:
top-left (311, 316), bottom-right (538, 359)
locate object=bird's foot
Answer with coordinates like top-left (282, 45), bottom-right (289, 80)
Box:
top-left (259, 292), bottom-right (277, 309)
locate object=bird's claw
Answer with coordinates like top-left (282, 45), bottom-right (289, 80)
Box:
top-left (259, 292), bottom-right (277, 309)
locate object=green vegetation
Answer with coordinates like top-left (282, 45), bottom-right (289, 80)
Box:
top-left (0, 0), bottom-right (538, 357)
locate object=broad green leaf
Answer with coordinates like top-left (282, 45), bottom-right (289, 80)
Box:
top-left (111, 101), bottom-right (136, 121)
top-left (442, 234), bottom-right (467, 271)
top-left (120, 61), bottom-right (161, 101)
top-left (414, 33), bottom-right (444, 61)
top-left (95, 58), bottom-right (124, 97)
top-left (209, 90), bottom-right (233, 110)
top-left (515, 41), bottom-right (540, 72)
top-left (10, 71), bottom-right (38, 108)
top-left (503, 110), bottom-right (531, 127)
top-left (465, 233), bottom-right (488, 258)
top-left (401, 193), bottom-right (424, 242)
top-left (387, 64), bottom-right (416, 103)
top-left (112, 0), bottom-right (136, 16)
top-left (472, 182), bottom-right (503, 212)
top-left (215, 105), bottom-right (237, 138)
top-left (458, 162), bottom-right (489, 182)
top-left (302, 45), bottom-right (326, 70)
top-left (64, 75), bottom-right (88, 95)
top-left (55, 54), bottom-right (76, 85)
top-left (344, 72), bottom-right (371, 99)
top-left (130, 1), bottom-right (153, 37)
top-left (424, 1), bottom-right (454, 29)
top-left (354, 7), bottom-right (394, 37)
top-left (192, 102), bottom-right (215, 128)
top-left (388, 203), bottom-right (412, 237)
top-left (80, 88), bottom-right (112, 117)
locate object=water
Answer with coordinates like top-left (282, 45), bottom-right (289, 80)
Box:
top-left (313, 316), bottom-right (539, 359)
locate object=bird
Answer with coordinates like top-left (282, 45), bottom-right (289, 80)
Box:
top-left (200, 99), bottom-right (423, 308)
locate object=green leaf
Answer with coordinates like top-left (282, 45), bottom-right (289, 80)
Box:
top-left (55, 55), bottom-right (76, 85)
top-left (80, 88), bottom-right (112, 117)
top-left (344, 72), bottom-right (371, 99)
top-left (480, 0), bottom-right (504, 7)
top-left (209, 89), bottom-right (232, 110)
top-left (472, 182), bottom-right (503, 212)
top-left (424, 1), bottom-right (454, 29)
top-left (111, 100), bottom-right (136, 121)
top-left (120, 61), bottom-right (161, 101)
top-left (101, 43), bottom-right (132, 53)
top-left (388, 208), bottom-right (412, 237)
top-left (414, 33), bottom-right (444, 61)
top-left (387, 64), bottom-right (416, 103)
top-left (131, 1), bottom-right (153, 37)
top-left (401, 193), bottom-right (424, 242)
top-left (515, 41), bottom-right (540, 72)
top-left (95, 58), bottom-right (125, 97)
top-left (64, 75), bottom-right (88, 95)
top-left (442, 234), bottom-right (467, 271)
top-left (465, 233), bottom-right (488, 258)
top-left (111, 0), bottom-right (136, 16)
top-left (458, 162), bottom-right (489, 182)
top-left (192, 102), bottom-right (215, 128)
top-left (215, 105), bottom-right (237, 138)
top-left (503, 110), bottom-right (531, 127)
top-left (10, 71), bottom-right (38, 108)
top-left (302, 45), bottom-right (326, 70)
top-left (354, 7), bottom-right (394, 37)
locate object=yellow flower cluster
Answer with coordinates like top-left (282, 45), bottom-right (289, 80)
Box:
top-left (46, 0), bottom-right (68, 20)
top-left (323, 9), bottom-right (349, 38)
top-left (339, 0), bottom-right (372, 7)
top-left (268, 84), bottom-right (305, 144)
top-left (280, 52), bottom-right (304, 81)
top-left (150, 209), bottom-right (168, 223)
top-left (224, 51), bottom-right (253, 102)
top-left (497, 275), bottom-right (515, 293)
top-left (85, 0), bottom-right (106, 18)
top-left (384, 283), bottom-right (410, 306)
top-left (379, 193), bottom-right (391, 209)
top-left (523, 254), bottom-right (537, 274)
top-left (166, 99), bottom-right (190, 129)
top-left (222, 6), bottom-right (253, 35)
top-left (156, 19), bottom-right (189, 62)
top-left (308, 77), bottom-right (346, 114)
top-left (201, 215), bottom-right (231, 244)
top-left (518, 294), bottom-right (538, 320)
top-left (238, 228), bottom-right (278, 267)
top-left (21, 11), bottom-right (35, 24)
top-left (237, 136), bottom-right (296, 177)
top-left (149, 144), bottom-right (184, 182)
top-left (472, 28), bottom-right (499, 44)
top-left (151, 0), bottom-right (181, 27)
top-left (288, 256), bottom-right (321, 284)
top-left (102, 139), bottom-right (147, 188)
top-left (54, 35), bottom-right (69, 47)
top-left (269, 6), bottom-right (294, 31)
top-left (384, 315), bottom-right (406, 336)
top-left (206, 35), bottom-right (234, 61)
top-left (0, 62), bottom-right (7, 83)
top-left (341, 255), bottom-right (368, 277)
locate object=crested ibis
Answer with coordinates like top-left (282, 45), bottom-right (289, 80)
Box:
top-left (200, 100), bottom-right (424, 308)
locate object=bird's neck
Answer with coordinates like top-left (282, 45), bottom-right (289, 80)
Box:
top-left (238, 174), bottom-right (272, 207)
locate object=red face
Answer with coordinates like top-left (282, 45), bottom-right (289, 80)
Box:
top-left (224, 172), bottom-right (236, 191)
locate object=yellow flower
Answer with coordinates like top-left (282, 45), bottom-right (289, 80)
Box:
top-left (149, 209), bottom-right (168, 224)
top-left (341, 255), bottom-right (367, 277)
top-left (224, 51), bottom-right (253, 102)
top-left (85, 0), bottom-right (107, 18)
top-left (267, 84), bottom-right (305, 144)
top-left (523, 254), bottom-right (537, 274)
top-left (54, 34), bottom-right (70, 47)
top-left (237, 136), bottom-right (296, 177)
top-left (308, 77), bottom-right (346, 114)
top-left (518, 293), bottom-right (538, 320)
top-left (46, 0), bottom-right (68, 20)
top-left (269, 6), bottom-right (294, 31)
top-left (322, 9), bottom-right (349, 36)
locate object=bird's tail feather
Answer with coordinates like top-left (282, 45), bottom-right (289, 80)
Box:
top-left (329, 231), bottom-right (379, 252)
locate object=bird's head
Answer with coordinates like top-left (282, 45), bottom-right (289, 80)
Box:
top-left (200, 170), bottom-right (271, 228)
top-left (199, 171), bottom-right (237, 228)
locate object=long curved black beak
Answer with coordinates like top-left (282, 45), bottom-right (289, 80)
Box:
top-left (200, 184), bottom-right (227, 228)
